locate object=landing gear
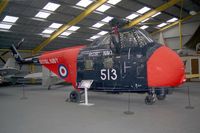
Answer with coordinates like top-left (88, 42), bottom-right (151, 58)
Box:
top-left (155, 88), bottom-right (166, 100)
top-left (145, 94), bottom-right (156, 105)
top-left (145, 88), bottom-right (168, 104)
top-left (145, 88), bottom-right (156, 105)
top-left (69, 90), bottom-right (81, 103)
top-left (156, 93), bottom-right (166, 100)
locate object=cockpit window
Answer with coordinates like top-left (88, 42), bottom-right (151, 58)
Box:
top-left (133, 28), bottom-right (154, 46)
top-left (89, 28), bottom-right (154, 50)
top-left (89, 35), bottom-right (110, 49)
top-left (120, 31), bottom-right (138, 48)
top-left (120, 28), bottom-right (154, 48)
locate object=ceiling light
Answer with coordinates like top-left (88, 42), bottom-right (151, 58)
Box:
top-left (3, 16), bottom-right (19, 23)
top-left (92, 22), bottom-right (105, 28)
top-left (167, 18), bottom-right (178, 23)
top-left (189, 11), bottom-right (197, 16)
top-left (40, 34), bottom-right (50, 38)
top-left (137, 6), bottom-right (151, 14)
top-left (86, 39), bottom-right (93, 41)
top-left (101, 16), bottom-right (113, 23)
top-left (126, 13), bottom-right (139, 20)
top-left (31, 17), bottom-right (47, 22)
top-left (152, 12), bottom-right (161, 17)
top-left (76, 0), bottom-right (93, 8)
top-left (35, 11), bottom-right (51, 18)
top-left (68, 26), bottom-right (80, 31)
top-left (107, 0), bottom-right (121, 5)
top-left (49, 23), bottom-right (63, 28)
top-left (97, 31), bottom-right (108, 35)
top-left (141, 18), bottom-right (150, 23)
top-left (140, 25), bottom-right (149, 30)
top-left (42, 29), bottom-right (55, 34)
top-left (61, 31), bottom-right (72, 36)
top-left (157, 23), bottom-right (167, 28)
top-left (0, 23), bottom-right (12, 29)
top-left (90, 35), bottom-right (100, 40)
top-left (96, 4), bottom-right (111, 12)
top-left (43, 2), bottom-right (60, 11)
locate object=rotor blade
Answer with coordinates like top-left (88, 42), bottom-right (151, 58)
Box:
top-left (16, 38), bottom-right (24, 49)
top-left (0, 57), bottom-right (6, 64)
top-left (1, 38), bottom-right (24, 57)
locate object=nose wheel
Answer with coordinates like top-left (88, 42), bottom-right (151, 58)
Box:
top-left (145, 94), bottom-right (156, 105)
top-left (155, 88), bottom-right (166, 100)
top-left (156, 93), bottom-right (166, 100)
top-left (145, 88), bottom-right (167, 105)
top-left (145, 88), bottom-right (156, 105)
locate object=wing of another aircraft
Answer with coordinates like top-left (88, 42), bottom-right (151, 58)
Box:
top-left (24, 72), bottom-right (57, 79)
top-left (0, 67), bottom-right (20, 76)
top-left (24, 72), bottom-right (43, 79)
top-left (24, 71), bottom-right (64, 89)
top-left (0, 57), bottom-right (20, 76)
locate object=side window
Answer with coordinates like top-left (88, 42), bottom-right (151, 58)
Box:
top-left (103, 57), bottom-right (113, 69)
top-left (84, 59), bottom-right (94, 70)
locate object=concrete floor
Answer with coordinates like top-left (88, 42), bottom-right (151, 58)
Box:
top-left (0, 82), bottom-right (200, 133)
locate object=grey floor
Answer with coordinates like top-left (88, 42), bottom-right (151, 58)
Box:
top-left (0, 82), bottom-right (200, 133)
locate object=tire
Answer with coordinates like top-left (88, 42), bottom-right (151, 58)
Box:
top-left (155, 88), bottom-right (166, 100)
top-left (145, 95), bottom-right (156, 105)
top-left (156, 94), bottom-right (166, 100)
top-left (69, 90), bottom-right (81, 103)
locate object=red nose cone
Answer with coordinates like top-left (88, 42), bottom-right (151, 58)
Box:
top-left (147, 46), bottom-right (185, 87)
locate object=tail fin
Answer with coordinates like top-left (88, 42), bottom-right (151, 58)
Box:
top-left (10, 44), bottom-right (24, 63)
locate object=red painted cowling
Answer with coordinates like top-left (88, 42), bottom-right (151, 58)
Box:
top-left (147, 46), bottom-right (185, 87)
top-left (39, 45), bottom-right (85, 88)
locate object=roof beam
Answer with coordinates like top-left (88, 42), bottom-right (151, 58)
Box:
top-left (0, 0), bottom-right (9, 14)
top-left (162, 0), bottom-right (190, 14)
top-left (151, 11), bottom-right (200, 35)
top-left (124, 0), bottom-right (182, 29)
top-left (33, 0), bottom-right (108, 53)
top-left (134, 0), bottom-right (179, 18)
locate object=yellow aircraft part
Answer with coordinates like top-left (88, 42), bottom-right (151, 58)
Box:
top-left (186, 74), bottom-right (200, 79)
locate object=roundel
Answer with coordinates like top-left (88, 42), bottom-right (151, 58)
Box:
top-left (58, 64), bottom-right (68, 78)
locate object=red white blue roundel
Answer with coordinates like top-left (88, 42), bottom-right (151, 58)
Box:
top-left (58, 64), bottom-right (68, 78)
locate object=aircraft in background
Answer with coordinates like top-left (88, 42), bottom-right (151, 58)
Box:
top-left (11, 18), bottom-right (185, 104)
top-left (23, 66), bottom-right (64, 90)
top-left (0, 58), bottom-right (25, 85)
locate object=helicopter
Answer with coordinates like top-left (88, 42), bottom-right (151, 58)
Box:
top-left (11, 18), bottom-right (185, 104)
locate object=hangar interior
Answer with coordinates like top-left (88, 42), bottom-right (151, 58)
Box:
top-left (0, 0), bottom-right (200, 133)
top-left (0, 0), bottom-right (200, 76)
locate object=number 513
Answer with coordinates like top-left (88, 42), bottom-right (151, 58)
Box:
top-left (100, 69), bottom-right (117, 80)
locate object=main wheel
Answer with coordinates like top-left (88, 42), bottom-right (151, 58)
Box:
top-left (156, 94), bottom-right (166, 100)
top-left (155, 88), bottom-right (166, 100)
top-left (69, 90), bottom-right (81, 103)
top-left (145, 95), bottom-right (156, 105)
